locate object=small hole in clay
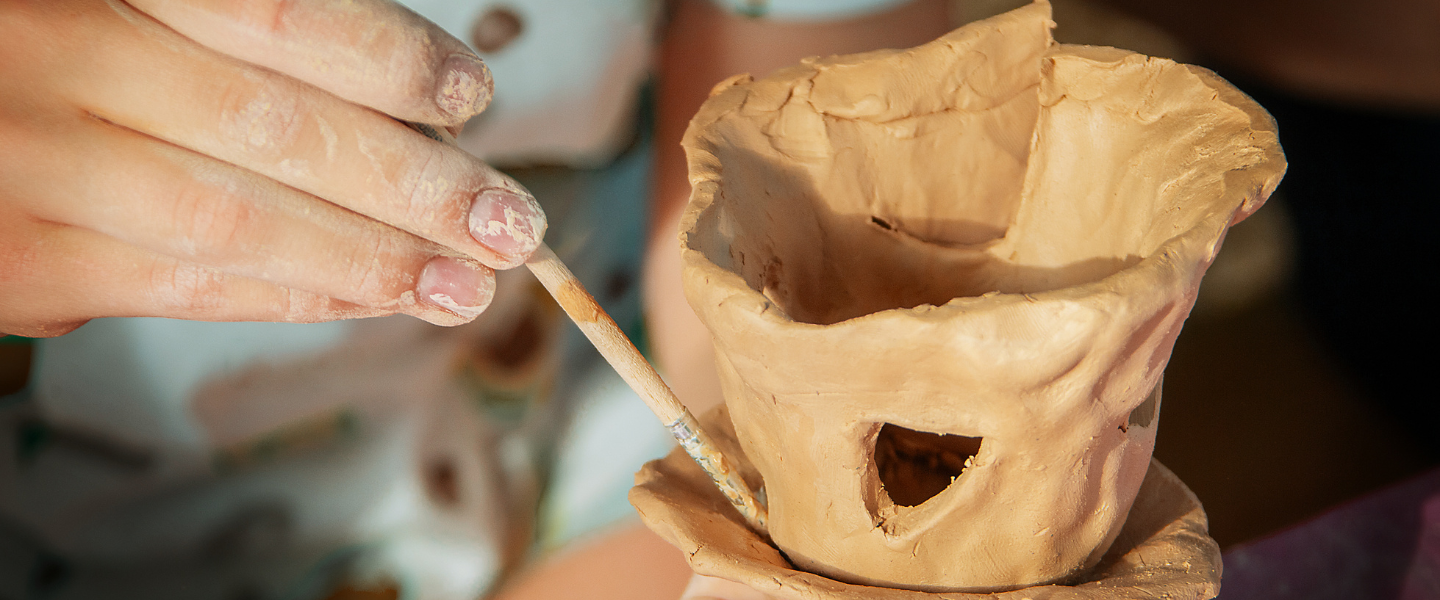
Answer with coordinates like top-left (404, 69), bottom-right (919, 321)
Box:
top-left (874, 423), bottom-right (982, 507)
top-left (870, 215), bottom-right (894, 230)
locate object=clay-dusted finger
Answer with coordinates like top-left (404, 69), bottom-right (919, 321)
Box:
top-left (58, 2), bottom-right (544, 270)
top-left (3, 114), bottom-right (494, 325)
top-left (125, 0), bottom-right (492, 126)
top-left (0, 220), bottom-right (407, 338)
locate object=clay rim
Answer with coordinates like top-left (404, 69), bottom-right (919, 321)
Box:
top-left (677, 52), bottom-right (1287, 338)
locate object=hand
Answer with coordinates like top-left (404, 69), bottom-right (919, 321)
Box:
top-left (680, 574), bottom-right (776, 600)
top-left (0, 0), bottom-right (545, 337)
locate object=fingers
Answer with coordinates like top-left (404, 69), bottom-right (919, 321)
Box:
top-left (0, 0), bottom-right (524, 330)
top-left (0, 218), bottom-right (406, 338)
top-left (70, 0), bottom-right (544, 270)
top-left (124, 0), bottom-right (492, 126)
top-left (680, 575), bottom-right (776, 600)
top-left (3, 106), bottom-right (494, 326)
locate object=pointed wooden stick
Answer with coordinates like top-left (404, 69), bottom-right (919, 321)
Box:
top-left (524, 244), bottom-right (769, 535)
top-left (403, 121), bottom-right (768, 534)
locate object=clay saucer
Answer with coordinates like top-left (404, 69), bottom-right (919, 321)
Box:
top-left (631, 406), bottom-right (1222, 600)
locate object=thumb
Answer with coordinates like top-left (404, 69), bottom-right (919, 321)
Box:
top-left (680, 574), bottom-right (776, 600)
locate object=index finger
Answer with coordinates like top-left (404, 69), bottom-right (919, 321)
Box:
top-left (127, 0), bottom-right (492, 127)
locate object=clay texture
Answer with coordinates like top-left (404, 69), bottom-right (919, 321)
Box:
top-left (669, 0), bottom-right (1283, 592)
top-left (632, 406), bottom-right (1223, 600)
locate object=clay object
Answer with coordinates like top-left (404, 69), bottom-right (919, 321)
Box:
top-left (632, 405), bottom-right (1223, 600)
top-left (671, 0), bottom-right (1284, 592)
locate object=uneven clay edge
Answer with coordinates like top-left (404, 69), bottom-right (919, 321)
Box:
top-left (672, 5), bottom-right (1285, 341)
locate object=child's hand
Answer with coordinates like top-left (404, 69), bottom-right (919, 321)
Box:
top-left (0, 0), bottom-right (545, 336)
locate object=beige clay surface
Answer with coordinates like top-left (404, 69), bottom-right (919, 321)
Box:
top-left (632, 406), bottom-right (1223, 600)
top-left (665, 0), bottom-right (1284, 592)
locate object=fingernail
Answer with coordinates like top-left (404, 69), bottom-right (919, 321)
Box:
top-left (437, 53), bottom-right (494, 119)
top-left (469, 188), bottom-right (546, 260)
top-left (417, 256), bottom-right (494, 320)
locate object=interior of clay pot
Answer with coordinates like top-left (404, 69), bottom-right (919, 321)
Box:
top-left (709, 134), bottom-right (1043, 326)
top-left (699, 48), bottom-right (1257, 326)
top-left (872, 423), bottom-right (983, 508)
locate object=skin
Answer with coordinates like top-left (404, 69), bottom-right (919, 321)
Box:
top-left (484, 521), bottom-right (761, 600)
top-left (0, 0), bottom-right (546, 337)
top-left (680, 575), bottom-right (775, 600)
top-left (492, 523), bottom-right (693, 600)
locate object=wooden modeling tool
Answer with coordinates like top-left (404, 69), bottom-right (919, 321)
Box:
top-left (407, 122), bottom-right (770, 535)
top-left (524, 244), bottom-right (769, 535)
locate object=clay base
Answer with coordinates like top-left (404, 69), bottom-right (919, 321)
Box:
top-left (631, 407), bottom-right (1222, 600)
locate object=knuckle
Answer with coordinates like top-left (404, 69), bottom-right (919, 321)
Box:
top-left (397, 144), bottom-right (469, 225)
top-left (165, 181), bottom-right (255, 260)
top-left (340, 231), bottom-right (413, 305)
top-left (233, 0), bottom-right (303, 39)
top-left (215, 71), bottom-right (306, 159)
top-left (149, 261), bottom-right (227, 314)
top-left (267, 0), bottom-right (303, 38)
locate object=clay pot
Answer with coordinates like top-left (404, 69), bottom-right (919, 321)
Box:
top-left (631, 406), bottom-right (1223, 600)
top-left (674, 1), bottom-right (1283, 592)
